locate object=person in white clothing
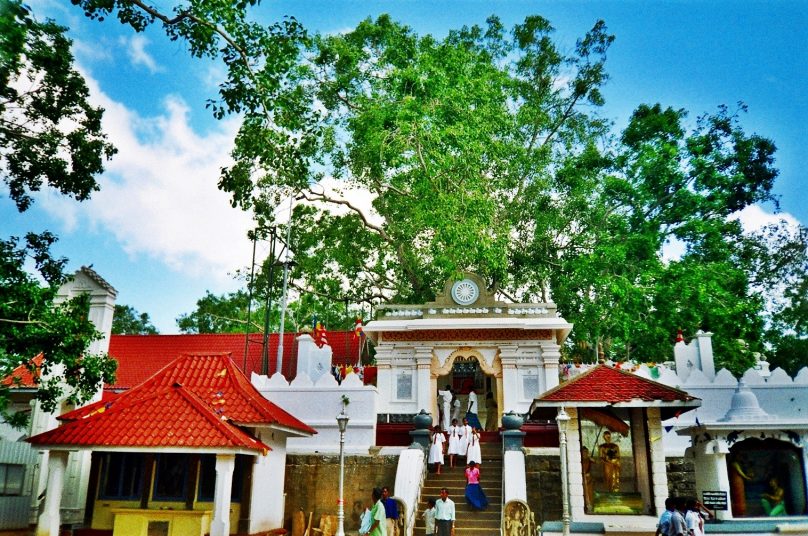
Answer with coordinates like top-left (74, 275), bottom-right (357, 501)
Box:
top-left (466, 428), bottom-right (482, 465)
top-left (466, 389), bottom-right (482, 429)
top-left (685, 498), bottom-right (704, 536)
top-left (460, 418), bottom-right (472, 457)
top-left (438, 386), bottom-right (453, 432)
top-left (446, 418), bottom-right (464, 468)
top-left (428, 426), bottom-right (446, 474)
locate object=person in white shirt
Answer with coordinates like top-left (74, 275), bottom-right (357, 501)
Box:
top-left (421, 498), bottom-right (436, 536)
top-left (685, 498), bottom-right (704, 536)
top-left (438, 385), bottom-right (453, 431)
top-left (428, 426), bottom-right (446, 474)
top-left (466, 389), bottom-right (482, 429)
top-left (446, 418), bottom-right (464, 468)
top-left (435, 488), bottom-right (455, 536)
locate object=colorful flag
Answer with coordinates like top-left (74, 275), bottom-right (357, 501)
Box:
top-left (312, 317), bottom-right (328, 348)
top-left (352, 318), bottom-right (366, 340)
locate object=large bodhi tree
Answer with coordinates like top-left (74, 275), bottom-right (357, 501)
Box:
top-left (203, 15), bottom-right (792, 372)
top-left (67, 4), bottom-right (805, 372)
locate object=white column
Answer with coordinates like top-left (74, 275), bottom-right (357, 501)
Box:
top-left (647, 408), bottom-right (669, 516)
top-left (249, 431), bottom-right (287, 532)
top-left (565, 409), bottom-right (586, 519)
top-left (211, 454), bottom-right (236, 536)
top-left (541, 342), bottom-right (562, 392)
top-left (414, 346), bottom-right (433, 415)
top-left (499, 345), bottom-right (519, 413)
top-left (373, 343), bottom-right (395, 415)
top-left (36, 450), bottom-right (68, 536)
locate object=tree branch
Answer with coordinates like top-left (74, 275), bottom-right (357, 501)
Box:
top-left (298, 190), bottom-right (392, 242)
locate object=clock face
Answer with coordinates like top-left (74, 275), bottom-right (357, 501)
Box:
top-left (451, 279), bottom-right (479, 305)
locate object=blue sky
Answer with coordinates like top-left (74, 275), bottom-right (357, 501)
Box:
top-left (3, 1), bottom-right (806, 333)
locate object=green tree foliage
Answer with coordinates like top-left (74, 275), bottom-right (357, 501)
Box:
top-left (202, 15), bottom-right (798, 374)
top-left (112, 304), bottom-right (158, 335)
top-left (177, 290), bottom-right (255, 334)
top-left (0, 234), bottom-right (117, 426)
top-left (71, 6), bottom-right (803, 373)
top-left (1, 0), bottom-right (119, 426)
top-left (176, 288), bottom-right (358, 334)
top-left (0, 0), bottom-right (116, 211)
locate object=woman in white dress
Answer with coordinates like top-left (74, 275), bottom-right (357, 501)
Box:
top-left (460, 418), bottom-right (473, 458)
top-left (466, 428), bottom-right (482, 466)
top-left (447, 418), bottom-right (464, 468)
top-left (428, 426), bottom-right (446, 474)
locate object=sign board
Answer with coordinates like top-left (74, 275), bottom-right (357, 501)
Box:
top-left (702, 491), bottom-right (728, 510)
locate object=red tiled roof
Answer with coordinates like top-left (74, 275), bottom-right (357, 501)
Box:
top-left (108, 332), bottom-right (360, 389)
top-left (535, 364), bottom-right (698, 404)
top-left (1, 353), bottom-right (43, 388)
top-left (29, 383), bottom-right (270, 452)
top-left (61, 353), bottom-right (315, 435)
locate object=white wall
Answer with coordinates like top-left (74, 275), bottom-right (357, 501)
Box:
top-left (248, 428), bottom-right (289, 532)
top-left (252, 371), bottom-right (378, 455)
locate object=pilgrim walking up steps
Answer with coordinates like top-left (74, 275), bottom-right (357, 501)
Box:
top-left (417, 438), bottom-right (502, 535)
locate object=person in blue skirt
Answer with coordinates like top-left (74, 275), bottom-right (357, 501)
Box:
top-left (464, 461), bottom-right (488, 510)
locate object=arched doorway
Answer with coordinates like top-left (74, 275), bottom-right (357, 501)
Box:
top-left (727, 438), bottom-right (806, 517)
top-left (430, 347), bottom-right (503, 431)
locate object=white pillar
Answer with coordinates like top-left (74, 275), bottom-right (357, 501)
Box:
top-left (499, 345), bottom-right (519, 413)
top-left (249, 431), bottom-right (287, 532)
top-left (646, 408), bottom-right (669, 516)
top-left (541, 342), bottom-right (562, 392)
top-left (211, 454), bottom-right (236, 536)
top-left (36, 450), bottom-right (68, 536)
top-left (414, 346), bottom-right (433, 415)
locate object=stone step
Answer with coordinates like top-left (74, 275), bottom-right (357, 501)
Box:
top-left (419, 440), bottom-right (503, 536)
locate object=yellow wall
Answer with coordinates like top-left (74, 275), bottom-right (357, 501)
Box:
top-left (110, 508), bottom-right (212, 536)
top-left (93, 501), bottom-right (241, 532)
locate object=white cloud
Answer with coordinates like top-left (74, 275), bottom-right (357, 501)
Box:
top-left (121, 35), bottom-right (163, 73)
top-left (731, 204), bottom-right (801, 232)
top-left (661, 205), bottom-right (802, 262)
top-left (36, 73), bottom-right (254, 288)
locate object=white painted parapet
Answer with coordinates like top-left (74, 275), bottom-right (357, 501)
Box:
top-left (503, 450), bottom-right (527, 503)
top-left (393, 448), bottom-right (426, 536)
top-left (674, 330), bottom-right (715, 382)
top-left (295, 333), bottom-right (333, 384)
top-left (253, 371), bottom-right (378, 454)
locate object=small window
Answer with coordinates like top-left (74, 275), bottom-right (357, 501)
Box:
top-left (99, 453), bottom-right (144, 500)
top-left (153, 454), bottom-right (188, 501)
top-left (197, 456), bottom-right (216, 502)
top-left (197, 454), bottom-right (248, 502)
top-left (0, 463), bottom-right (25, 496)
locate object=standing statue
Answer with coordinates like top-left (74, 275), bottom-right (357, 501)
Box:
top-left (598, 431), bottom-right (621, 492)
top-left (728, 456), bottom-right (752, 517)
top-left (581, 446), bottom-right (594, 511)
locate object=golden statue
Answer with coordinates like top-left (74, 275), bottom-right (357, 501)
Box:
top-left (598, 431), bottom-right (621, 492)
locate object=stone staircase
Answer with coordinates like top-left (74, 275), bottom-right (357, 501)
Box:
top-left (415, 440), bottom-right (502, 535)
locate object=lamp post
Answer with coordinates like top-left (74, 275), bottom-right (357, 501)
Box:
top-left (556, 407), bottom-right (571, 536)
top-left (335, 410), bottom-right (349, 536)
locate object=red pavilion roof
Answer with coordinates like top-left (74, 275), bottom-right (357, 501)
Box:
top-left (530, 364), bottom-right (700, 419)
top-left (29, 352), bottom-right (315, 452)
